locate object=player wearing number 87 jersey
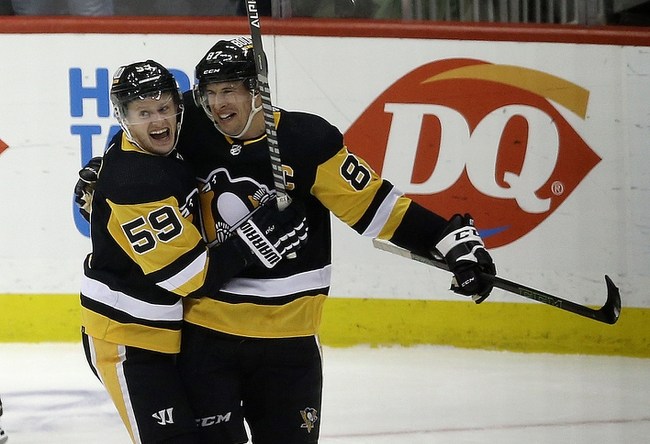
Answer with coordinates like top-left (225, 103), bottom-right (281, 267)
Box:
top-left (174, 37), bottom-right (497, 443)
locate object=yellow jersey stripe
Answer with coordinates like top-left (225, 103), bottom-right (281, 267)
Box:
top-left (184, 294), bottom-right (327, 338)
top-left (378, 197), bottom-right (411, 240)
top-left (81, 308), bottom-right (181, 353)
top-left (156, 250), bottom-right (208, 295)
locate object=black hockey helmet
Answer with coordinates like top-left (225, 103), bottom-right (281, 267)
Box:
top-left (111, 60), bottom-right (183, 124)
top-left (194, 37), bottom-right (258, 90)
top-left (193, 37), bottom-right (263, 137)
top-left (110, 60), bottom-right (184, 149)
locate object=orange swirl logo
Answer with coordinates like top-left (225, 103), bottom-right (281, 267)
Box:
top-left (345, 59), bottom-right (601, 248)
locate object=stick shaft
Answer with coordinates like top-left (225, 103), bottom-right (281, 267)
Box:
top-left (245, 0), bottom-right (289, 209)
top-left (372, 239), bottom-right (620, 325)
top-left (245, 0), bottom-right (295, 258)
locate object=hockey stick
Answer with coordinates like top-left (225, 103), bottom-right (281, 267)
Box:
top-left (372, 239), bottom-right (621, 325)
top-left (245, 0), bottom-right (290, 212)
top-left (245, 0), bottom-right (297, 259)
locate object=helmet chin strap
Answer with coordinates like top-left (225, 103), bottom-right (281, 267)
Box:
top-left (215, 92), bottom-right (263, 140)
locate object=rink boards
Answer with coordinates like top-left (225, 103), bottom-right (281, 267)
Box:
top-left (0, 18), bottom-right (648, 357)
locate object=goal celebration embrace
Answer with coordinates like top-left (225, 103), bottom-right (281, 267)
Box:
top-left (72, 5), bottom-right (622, 444)
top-left (75, 36), bottom-right (501, 444)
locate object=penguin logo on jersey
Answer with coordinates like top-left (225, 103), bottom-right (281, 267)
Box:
top-left (179, 188), bottom-right (200, 222)
top-left (299, 407), bottom-right (318, 433)
top-left (230, 143), bottom-right (243, 155)
top-left (199, 167), bottom-right (274, 244)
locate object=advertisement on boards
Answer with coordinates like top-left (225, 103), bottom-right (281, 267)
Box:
top-left (0, 33), bottom-right (647, 307)
top-left (345, 58), bottom-right (601, 249)
top-left (274, 36), bottom-right (645, 305)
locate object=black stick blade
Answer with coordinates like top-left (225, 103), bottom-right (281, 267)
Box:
top-left (599, 275), bottom-right (621, 325)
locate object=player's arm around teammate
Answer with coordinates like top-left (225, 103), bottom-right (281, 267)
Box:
top-left (78, 60), bottom-right (307, 444)
top-left (75, 38), bottom-right (497, 444)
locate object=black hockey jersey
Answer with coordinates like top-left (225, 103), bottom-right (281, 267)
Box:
top-left (81, 133), bottom-right (212, 353)
top-left (178, 92), bottom-right (446, 338)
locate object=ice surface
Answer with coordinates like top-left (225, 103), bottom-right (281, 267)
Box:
top-left (1, 343), bottom-right (648, 443)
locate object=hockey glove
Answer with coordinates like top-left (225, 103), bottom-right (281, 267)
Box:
top-left (235, 197), bottom-right (308, 269)
top-left (74, 156), bottom-right (102, 222)
top-left (434, 214), bottom-right (496, 303)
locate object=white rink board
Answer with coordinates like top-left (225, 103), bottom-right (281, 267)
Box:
top-left (0, 32), bottom-right (647, 307)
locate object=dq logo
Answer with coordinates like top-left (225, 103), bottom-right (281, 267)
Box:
top-left (0, 138), bottom-right (7, 156)
top-left (345, 59), bottom-right (601, 248)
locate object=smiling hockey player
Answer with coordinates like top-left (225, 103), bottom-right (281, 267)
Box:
top-left (79, 59), bottom-right (306, 444)
top-left (175, 37), bottom-right (496, 443)
top-left (75, 38), bottom-right (496, 444)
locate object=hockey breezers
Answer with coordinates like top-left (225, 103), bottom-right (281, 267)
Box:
top-left (372, 239), bottom-right (621, 325)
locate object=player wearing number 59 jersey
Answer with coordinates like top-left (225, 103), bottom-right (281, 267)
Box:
top-left (79, 59), bottom-right (206, 444)
top-left (80, 59), bottom-right (307, 444)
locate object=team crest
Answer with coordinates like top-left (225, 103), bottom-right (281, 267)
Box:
top-left (300, 407), bottom-right (318, 433)
top-left (199, 167), bottom-right (274, 244)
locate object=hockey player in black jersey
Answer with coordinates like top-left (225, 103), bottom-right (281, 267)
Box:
top-left (79, 59), bottom-right (307, 444)
top-left (175, 37), bottom-right (496, 443)
top-left (76, 38), bottom-right (496, 444)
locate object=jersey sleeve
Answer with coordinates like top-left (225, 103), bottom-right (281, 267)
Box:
top-left (311, 146), bottom-right (447, 254)
top-left (105, 195), bottom-right (212, 297)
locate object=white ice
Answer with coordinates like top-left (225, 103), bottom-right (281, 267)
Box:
top-left (1, 343), bottom-right (648, 443)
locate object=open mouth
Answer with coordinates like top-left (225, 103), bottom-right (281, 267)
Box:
top-left (219, 112), bottom-right (236, 122)
top-left (150, 128), bottom-right (171, 141)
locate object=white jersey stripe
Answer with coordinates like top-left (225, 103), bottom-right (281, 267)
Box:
top-left (362, 186), bottom-right (403, 238)
top-left (81, 275), bottom-right (183, 322)
top-left (220, 265), bottom-right (332, 298)
top-left (156, 249), bottom-right (208, 293)
top-left (86, 336), bottom-right (101, 384)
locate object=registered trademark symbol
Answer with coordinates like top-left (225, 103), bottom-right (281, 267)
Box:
top-left (551, 181), bottom-right (564, 196)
